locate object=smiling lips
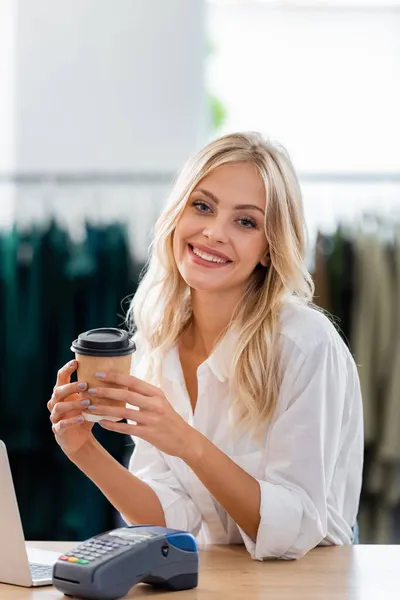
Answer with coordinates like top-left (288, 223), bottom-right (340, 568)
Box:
top-left (188, 244), bottom-right (232, 268)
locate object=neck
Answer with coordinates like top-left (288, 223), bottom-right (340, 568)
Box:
top-left (183, 287), bottom-right (243, 357)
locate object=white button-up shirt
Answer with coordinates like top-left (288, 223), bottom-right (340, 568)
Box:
top-left (125, 297), bottom-right (364, 560)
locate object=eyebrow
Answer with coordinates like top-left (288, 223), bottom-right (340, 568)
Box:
top-left (195, 188), bottom-right (265, 215)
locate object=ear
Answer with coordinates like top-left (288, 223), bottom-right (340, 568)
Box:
top-left (260, 252), bottom-right (271, 268)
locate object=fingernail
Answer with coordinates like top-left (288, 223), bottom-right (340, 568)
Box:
top-left (88, 405), bottom-right (97, 411)
top-left (95, 372), bottom-right (106, 379)
top-left (88, 388), bottom-right (97, 395)
top-left (76, 416), bottom-right (84, 423)
top-left (69, 360), bottom-right (76, 368)
top-left (77, 382), bottom-right (87, 390)
top-left (81, 400), bottom-right (90, 407)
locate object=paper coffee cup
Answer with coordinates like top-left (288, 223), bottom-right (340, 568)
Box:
top-left (71, 328), bottom-right (136, 423)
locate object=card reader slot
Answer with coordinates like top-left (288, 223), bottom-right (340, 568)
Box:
top-left (53, 575), bottom-right (80, 584)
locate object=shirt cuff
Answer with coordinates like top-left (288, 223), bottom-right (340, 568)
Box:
top-left (237, 479), bottom-right (308, 560)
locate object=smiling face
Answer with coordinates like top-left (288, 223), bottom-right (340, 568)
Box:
top-left (172, 161), bottom-right (269, 296)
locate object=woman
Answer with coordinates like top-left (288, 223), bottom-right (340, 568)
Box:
top-left (47, 132), bottom-right (363, 560)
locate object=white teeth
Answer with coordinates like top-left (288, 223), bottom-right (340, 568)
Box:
top-left (192, 246), bottom-right (228, 263)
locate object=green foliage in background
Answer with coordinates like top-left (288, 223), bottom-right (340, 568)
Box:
top-left (207, 38), bottom-right (227, 132)
top-left (209, 93), bottom-right (227, 131)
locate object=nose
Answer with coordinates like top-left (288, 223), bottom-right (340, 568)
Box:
top-left (202, 218), bottom-right (228, 244)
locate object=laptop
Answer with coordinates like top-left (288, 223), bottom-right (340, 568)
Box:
top-left (0, 439), bottom-right (61, 586)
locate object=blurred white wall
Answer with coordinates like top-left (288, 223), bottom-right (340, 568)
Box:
top-left (0, 0), bottom-right (16, 172)
top-left (13, 0), bottom-right (206, 172)
top-left (0, 0), bottom-right (17, 222)
top-left (208, 1), bottom-right (400, 240)
top-left (0, 0), bottom-right (208, 258)
top-left (208, 2), bottom-right (400, 173)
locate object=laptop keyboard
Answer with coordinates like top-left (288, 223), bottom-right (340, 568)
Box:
top-left (30, 562), bottom-right (53, 580)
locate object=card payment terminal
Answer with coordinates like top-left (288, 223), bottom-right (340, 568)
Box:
top-left (52, 525), bottom-right (199, 599)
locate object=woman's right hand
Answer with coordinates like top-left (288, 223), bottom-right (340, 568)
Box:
top-left (48, 359), bottom-right (95, 456)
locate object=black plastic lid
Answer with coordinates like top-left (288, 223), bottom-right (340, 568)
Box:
top-left (71, 328), bottom-right (136, 357)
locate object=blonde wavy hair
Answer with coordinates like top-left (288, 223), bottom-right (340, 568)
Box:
top-left (127, 132), bottom-right (314, 444)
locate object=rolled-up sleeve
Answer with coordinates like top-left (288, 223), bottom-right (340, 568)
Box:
top-left (238, 337), bottom-right (351, 560)
top-left (122, 437), bottom-right (202, 537)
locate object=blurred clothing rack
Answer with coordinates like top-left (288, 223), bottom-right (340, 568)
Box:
top-left (313, 221), bottom-right (400, 544)
top-left (0, 171), bottom-right (176, 184)
top-left (0, 171), bottom-right (176, 261)
top-left (0, 217), bottom-right (143, 542)
top-left (1, 171), bottom-right (400, 183)
top-left (1, 170), bottom-right (399, 262)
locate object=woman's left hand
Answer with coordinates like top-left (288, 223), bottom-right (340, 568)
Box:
top-left (87, 372), bottom-right (197, 459)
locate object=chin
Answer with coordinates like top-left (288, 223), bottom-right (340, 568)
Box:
top-left (179, 270), bottom-right (227, 293)
top-left (186, 272), bottom-right (248, 296)
top-left (185, 277), bottom-right (224, 293)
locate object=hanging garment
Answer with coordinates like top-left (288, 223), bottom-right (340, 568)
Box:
top-left (0, 220), bottom-right (144, 541)
top-left (313, 231), bottom-right (332, 313)
top-left (351, 231), bottom-right (397, 542)
top-left (351, 233), bottom-right (395, 447)
top-left (324, 226), bottom-right (355, 345)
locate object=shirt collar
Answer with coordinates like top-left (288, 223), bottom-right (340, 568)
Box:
top-left (162, 328), bottom-right (239, 385)
top-left (206, 329), bottom-right (238, 383)
top-left (161, 295), bottom-right (296, 386)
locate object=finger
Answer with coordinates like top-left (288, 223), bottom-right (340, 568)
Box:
top-left (56, 381), bottom-right (88, 401)
top-left (55, 360), bottom-right (78, 388)
top-left (50, 405), bottom-right (79, 425)
top-left (86, 404), bottom-right (151, 424)
top-left (48, 392), bottom-right (81, 413)
top-left (52, 415), bottom-right (84, 435)
top-left (94, 372), bottom-right (159, 396)
top-left (98, 420), bottom-right (144, 435)
top-left (50, 398), bottom-right (91, 423)
top-left (87, 387), bottom-right (151, 410)
top-left (48, 381), bottom-right (88, 412)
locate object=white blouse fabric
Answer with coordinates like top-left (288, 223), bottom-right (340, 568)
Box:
top-left (123, 298), bottom-right (364, 560)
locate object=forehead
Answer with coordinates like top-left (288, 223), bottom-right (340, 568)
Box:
top-left (194, 162), bottom-right (266, 209)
